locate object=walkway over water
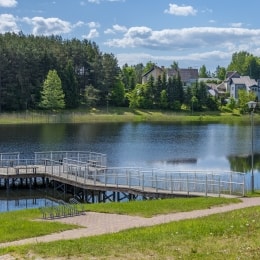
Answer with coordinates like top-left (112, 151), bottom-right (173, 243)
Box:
top-left (0, 151), bottom-right (246, 200)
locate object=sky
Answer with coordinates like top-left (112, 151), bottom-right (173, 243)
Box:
top-left (1, 0), bottom-right (260, 73)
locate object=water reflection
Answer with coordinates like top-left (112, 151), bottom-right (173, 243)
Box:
top-left (228, 153), bottom-right (260, 173)
top-left (0, 189), bottom-right (58, 212)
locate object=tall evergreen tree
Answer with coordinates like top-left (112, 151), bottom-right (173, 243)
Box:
top-left (110, 78), bottom-right (125, 106)
top-left (100, 53), bottom-right (120, 104)
top-left (199, 64), bottom-right (210, 78)
top-left (61, 60), bottom-right (79, 108)
top-left (154, 75), bottom-right (163, 107)
top-left (39, 70), bottom-right (65, 110)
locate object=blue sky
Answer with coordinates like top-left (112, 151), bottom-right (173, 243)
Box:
top-left (1, 0), bottom-right (260, 73)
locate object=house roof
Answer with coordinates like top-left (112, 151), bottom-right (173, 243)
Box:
top-left (167, 68), bottom-right (198, 82)
top-left (205, 83), bottom-right (218, 90)
top-left (142, 65), bottom-right (163, 77)
top-left (216, 82), bottom-right (226, 92)
top-left (231, 76), bottom-right (257, 87)
top-left (225, 71), bottom-right (240, 81)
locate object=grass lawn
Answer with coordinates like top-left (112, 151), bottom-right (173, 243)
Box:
top-left (18, 205), bottom-right (259, 260)
top-left (0, 196), bottom-right (251, 259)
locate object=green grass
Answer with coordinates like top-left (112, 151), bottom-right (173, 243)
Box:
top-left (83, 197), bottom-right (241, 217)
top-left (0, 107), bottom-right (258, 124)
top-left (0, 208), bottom-right (79, 243)
top-left (0, 197), bottom-right (244, 259)
top-left (0, 197), bottom-right (240, 243)
top-left (1, 201), bottom-right (260, 259)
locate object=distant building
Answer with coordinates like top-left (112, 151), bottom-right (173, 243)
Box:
top-left (225, 71), bottom-right (260, 100)
top-left (142, 65), bottom-right (198, 86)
top-left (142, 66), bottom-right (164, 84)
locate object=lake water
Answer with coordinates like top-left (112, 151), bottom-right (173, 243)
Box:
top-left (0, 122), bottom-right (259, 211)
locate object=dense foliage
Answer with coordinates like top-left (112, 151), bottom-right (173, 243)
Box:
top-left (0, 32), bottom-right (120, 111)
top-left (0, 33), bottom-right (259, 112)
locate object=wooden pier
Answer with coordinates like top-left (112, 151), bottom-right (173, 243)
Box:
top-left (0, 151), bottom-right (246, 203)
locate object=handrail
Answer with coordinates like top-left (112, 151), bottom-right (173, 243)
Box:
top-left (0, 157), bottom-right (246, 197)
top-left (41, 165), bottom-right (246, 197)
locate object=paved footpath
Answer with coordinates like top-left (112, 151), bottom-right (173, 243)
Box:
top-left (1, 197), bottom-right (260, 248)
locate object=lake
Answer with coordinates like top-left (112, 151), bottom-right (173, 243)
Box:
top-left (0, 122), bottom-right (259, 211)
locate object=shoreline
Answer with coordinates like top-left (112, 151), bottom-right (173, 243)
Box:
top-left (0, 108), bottom-right (257, 124)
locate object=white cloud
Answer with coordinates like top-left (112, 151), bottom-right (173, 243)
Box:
top-left (164, 3), bottom-right (197, 16)
top-left (73, 21), bottom-right (85, 28)
top-left (23, 17), bottom-right (72, 35)
top-left (88, 21), bottom-right (100, 28)
top-left (104, 28), bottom-right (115, 34)
top-left (116, 50), bottom-right (231, 70)
top-left (105, 26), bottom-right (260, 52)
top-left (83, 28), bottom-right (99, 39)
top-left (0, 14), bottom-right (19, 33)
top-left (113, 24), bottom-right (127, 32)
top-left (0, 0), bottom-right (17, 7)
top-left (104, 24), bottom-right (127, 35)
top-left (126, 26), bottom-right (152, 39)
top-left (113, 26), bottom-right (260, 70)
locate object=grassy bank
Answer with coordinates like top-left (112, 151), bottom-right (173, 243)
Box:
top-left (12, 205), bottom-right (259, 260)
top-left (0, 107), bottom-right (258, 124)
top-left (0, 197), bottom-right (240, 243)
top-left (0, 197), bottom-right (247, 259)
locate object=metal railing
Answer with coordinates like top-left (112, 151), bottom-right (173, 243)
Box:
top-left (0, 152), bottom-right (246, 197)
top-left (43, 165), bottom-right (246, 197)
top-left (34, 151), bottom-right (107, 168)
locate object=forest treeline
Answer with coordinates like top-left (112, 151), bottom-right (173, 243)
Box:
top-left (0, 32), bottom-right (123, 111)
top-left (0, 32), bottom-right (259, 112)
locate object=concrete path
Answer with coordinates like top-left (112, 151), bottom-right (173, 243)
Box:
top-left (1, 197), bottom-right (260, 248)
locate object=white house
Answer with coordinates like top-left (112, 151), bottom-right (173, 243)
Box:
top-left (222, 71), bottom-right (260, 100)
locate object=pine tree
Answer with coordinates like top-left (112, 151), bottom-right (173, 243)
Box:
top-left (39, 70), bottom-right (65, 110)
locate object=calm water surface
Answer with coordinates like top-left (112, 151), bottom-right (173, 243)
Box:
top-left (0, 122), bottom-right (259, 170)
top-left (0, 122), bottom-right (260, 211)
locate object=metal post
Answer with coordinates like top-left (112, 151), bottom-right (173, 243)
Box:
top-left (84, 165), bottom-right (87, 184)
top-left (230, 172), bottom-right (232, 195)
top-left (156, 175), bottom-right (158, 192)
top-left (247, 101), bottom-right (257, 193)
top-left (171, 174), bottom-right (173, 193)
top-left (205, 174), bottom-right (208, 197)
top-left (142, 173), bottom-right (144, 191)
top-left (187, 175), bottom-right (189, 196)
top-left (251, 110), bottom-right (254, 193)
top-left (94, 169), bottom-right (97, 185)
top-left (218, 175), bottom-right (220, 197)
top-left (243, 174), bottom-right (245, 197)
top-left (128, 171), bottom-right (131, 188)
